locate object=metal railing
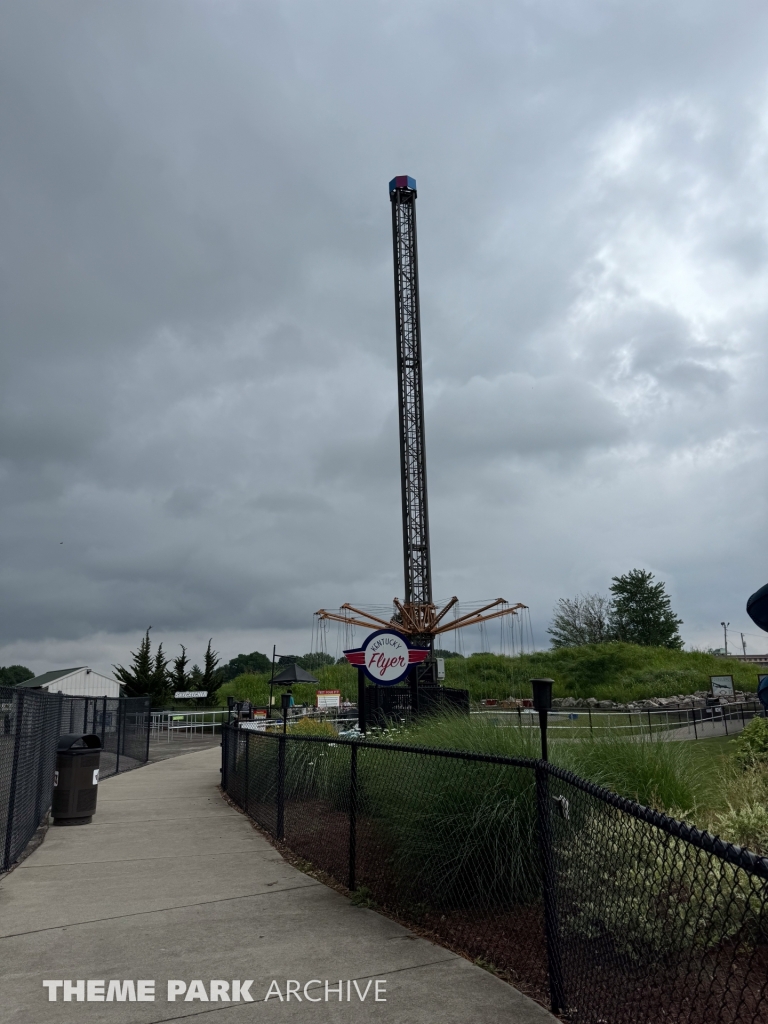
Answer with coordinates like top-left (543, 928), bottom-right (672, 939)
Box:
top-left (474, 698), bottom-right (766, 741)
top-left (1, 687), bottom-right (150, 873)
top-left (150, 709), bottom-right (228, 738)
top-left (222, 724), bottom-right (768, 1024)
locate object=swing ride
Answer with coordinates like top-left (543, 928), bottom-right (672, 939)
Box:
top-left (315, 176), bottom-right (527, 695)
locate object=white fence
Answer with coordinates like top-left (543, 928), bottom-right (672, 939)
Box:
top-left (150, 709), bottom-right (228, 739)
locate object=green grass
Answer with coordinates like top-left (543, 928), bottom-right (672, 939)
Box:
top-left (397, 710), bottom-right (707, 814)
top-left (217, 643), bottom-right (759, 708)
top-left (443, 644), bottom-right (759, 703)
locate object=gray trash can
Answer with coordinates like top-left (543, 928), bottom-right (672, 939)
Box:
top-left (52, 734), bottom-right (102, 826)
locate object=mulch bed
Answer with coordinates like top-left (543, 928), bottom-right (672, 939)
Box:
top-left (221, 787), bottom-right (768, 1023)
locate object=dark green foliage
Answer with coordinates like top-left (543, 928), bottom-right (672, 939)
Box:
top-left (202, 639), bottom-right (224, 699)
top-left (169, 645), bottom-right (189, 693)
top-left (609, 569), bottom-right (684, 649)
top-left (113, 629), bottom-right (154, 699)
top-left (0, 665), bottom-right (34, 686)
top-left (220, 651), bottom-right (272, 682)
top-left (434, 649), bottom-right (464, 659)
top-left (150, 643), bottom-right (172, 707)
top-left (733, 717), bottom-right (768, 770)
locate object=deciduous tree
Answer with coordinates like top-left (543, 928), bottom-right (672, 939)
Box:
top-left (548, 594), bottom-right (612, 648)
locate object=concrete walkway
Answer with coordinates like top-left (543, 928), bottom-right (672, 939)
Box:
top-left (0, 747), bottom-right (555, 1024)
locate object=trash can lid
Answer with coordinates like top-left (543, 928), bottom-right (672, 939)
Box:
top-left (57, 733), bottom-right (103, 751)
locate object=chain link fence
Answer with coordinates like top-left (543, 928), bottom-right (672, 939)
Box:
top-left (1, 686), bottom-right (151, 872)
top-left (222, 725), bottom-right (768, 1024)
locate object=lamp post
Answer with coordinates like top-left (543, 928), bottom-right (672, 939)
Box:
top-left (531, 678), bottom-right (554, 761)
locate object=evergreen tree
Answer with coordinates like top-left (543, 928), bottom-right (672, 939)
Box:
top-left (608, 569), bottom-right (684, 649)
top-left (201, 639), bottom-right (223, 702)
top-left (170, 645), bottom-right (190, 693)
top-left (113, 628), bottom-right (153, 698)
top-left (149, 642), bottom-right (172, 707)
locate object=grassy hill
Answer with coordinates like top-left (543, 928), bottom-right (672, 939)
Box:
top-left (216, 643), bottom-right (761, 707)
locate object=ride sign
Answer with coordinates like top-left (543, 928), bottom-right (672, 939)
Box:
top-left (343, 629), bottom-right (429, 686)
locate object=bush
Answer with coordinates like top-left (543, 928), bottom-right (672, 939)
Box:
top-left (288, 718), bottom-right (338, 738)
top-left (733, 717), bottom-right (768, 770)
top-left (713, 802), bottom-right (768, 854)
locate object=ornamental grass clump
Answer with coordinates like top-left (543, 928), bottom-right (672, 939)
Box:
top-left (733, 716), bottom-right (768, 770)
top-left (357, 742), bottom-right (540, 912)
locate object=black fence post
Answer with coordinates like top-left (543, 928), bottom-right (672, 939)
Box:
top-left (535, 762), bottom-right (566, 1016)
top-left (115, 700), bottom-right (122, 775)
top-left (348, 742), bottom-right (358, 891)
top-left (277, 734), bottom-right (286, 840)
top-left (3, 690), bottom-right (26, 872)
top-left (144, 698), bottom-right (151, 763)
top-left (221, 725), bottom-right (229, 792)
top-left (357, 667), bottom-right (367, 734)
top-left (244, 729), bottom-right (250, 816)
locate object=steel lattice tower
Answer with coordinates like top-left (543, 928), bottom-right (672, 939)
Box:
top-left (390, 175), bottom-right (432, 614)
top-left (313, 179), bottom-right (527, 675)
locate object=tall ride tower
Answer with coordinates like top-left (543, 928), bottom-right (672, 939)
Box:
top-left (390, 175), bottom-right (432, 625)
top-left (315, 177), bottom-right (526, 678)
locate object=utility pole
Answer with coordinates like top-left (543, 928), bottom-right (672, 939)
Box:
top-left (721, 621), bottom-right (730, 656)
top-left (741, 632), bottom-right (747, 656)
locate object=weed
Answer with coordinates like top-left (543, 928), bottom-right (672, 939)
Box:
top-left (350, 886), bottom-right (378, 909)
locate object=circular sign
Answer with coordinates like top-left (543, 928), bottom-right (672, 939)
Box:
top-left (345, 629), bottom-right (426, 686)
top-left (364, 630), bottom-right (411, 685)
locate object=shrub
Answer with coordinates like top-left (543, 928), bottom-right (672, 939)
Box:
top-left (713, 802), bottom-right (768, 854)
top-left (288, 718), bottom-right (338, 738)
top-left (733, 717), bottom-right (768, 770)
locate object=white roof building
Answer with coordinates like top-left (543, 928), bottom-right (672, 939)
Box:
top-left (19, 667), bottom-right (121, 698)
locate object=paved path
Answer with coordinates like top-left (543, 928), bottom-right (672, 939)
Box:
top-left (0, 747), bottom-right (555, 1024)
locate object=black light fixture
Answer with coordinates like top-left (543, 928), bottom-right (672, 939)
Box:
top-left (531, 678), bottom-right (553, 712)
top-left (530, 678), bottom-right (555, 761)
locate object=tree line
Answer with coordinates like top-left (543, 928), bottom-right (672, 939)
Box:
top-left (113, 629), bottom-right (226, 706)
top-left (548, 569), bottom-right (684, 650)
top-left (113, 631), bottom-right (339, 706)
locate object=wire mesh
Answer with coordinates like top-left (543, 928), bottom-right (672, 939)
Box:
top-left (0, 686), bottom-right (151, 872)
top-left (223, 725), bottom-right (768, 1024)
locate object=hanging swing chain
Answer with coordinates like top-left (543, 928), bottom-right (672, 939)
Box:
top-left (315, 598), bottom-right (527, 640)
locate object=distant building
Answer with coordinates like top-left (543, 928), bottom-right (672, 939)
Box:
top-left (712, 653), bottom-right (768, 666)
top-left (18, 667), bottom-right (121, 698)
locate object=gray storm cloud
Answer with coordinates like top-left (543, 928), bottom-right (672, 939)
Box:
top-left (1, 1), bottom-right (768, 672)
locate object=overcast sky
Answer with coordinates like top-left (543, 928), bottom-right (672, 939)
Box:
top-left (2, 1), bottom-right (768, 676)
